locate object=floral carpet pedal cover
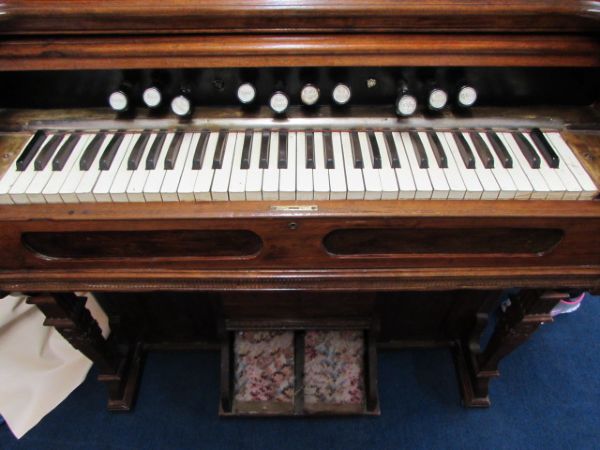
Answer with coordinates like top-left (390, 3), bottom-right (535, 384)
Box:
top-left (233, 331), bottom-right (295, 414)
top-left (303, 330), bottom-right (365, 414)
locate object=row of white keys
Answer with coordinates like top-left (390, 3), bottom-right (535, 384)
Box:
top-left (109, 133), bottom-right (142, 202)
top-left (487, 133), bottom-right (533, 200)
top-left (245, 131), bottom-right (264, 200)
top-left (373, 132), bottom-right (399, 199)
top-left (399, 132), bottom-right (432, 199)
top-left (296, 131), bottom-right (313, 200)
top-left (25, 134), bottom-right (70, 204)
top-left (93, 133), bottom-right (135, 202)
top-left (417, 131), bottom-right (449, 199)
top-left (388, 132), bottom-right (416, 199)
top-left (544, 132), bottom-right (597, 199)
top-left (43, 134), bottom-right (92, 203)
top-left (162, 133), bottom-right (194, 202)
top-left (9, 134), bottom-right (57, 204)
top-left (434, 132), bottom-right (466, 199)
top-left (279, 132), bottom-right (297, 200)
top-left (193, 132), bottom-right (219, 201)
top-left (357, 132), bottom-right (382, 200)
top-left (340, 132), bottom-right (365, 199)
top-left (126, 133), bottom-right (159, 202)
top-left (329, 132), bottom-right (347, 199)
top-left (461, 132), bottom-right (501, 199)
top-left (441, 132), bottom-right (483, 199)
top-left (313, 132), bottom-right (330, 200)
top-left (499, 132), bottom-right (549, 199)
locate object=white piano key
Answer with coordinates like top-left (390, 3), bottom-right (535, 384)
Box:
top-left (545, 132), bottom-right (597, 200)
top-left (296, 131), bottom-right (313, 200)
top-left (279, 132), bottom-right (297, 200)
top-left (478, 132), bottom-right (517, 200)
top-left (0, 133), bottom-right (50, 205)
top-left (42, 134), bottom-right (92, 203)
top-left (374, 132), bottom-right (399, 199)
top-left (126, 133), bottom-right (158, 203)
top-left (211, 132), bottom-right (237, 201)
top-left (245, 131), bottom-right (264, 201)
top-left (143, 132), bottom-right (174, 202)
top-left (261, 131), bottom-right (280, 201)
top-left (176, 133), bottom-right (202, 201)
top-left (418, 131), bottom-right (449, 199)
top-left (462, 133), bottom-right (500, 200)
top-left (108, 133), bottom-right (142, 202)
top-left (435, 132), bottom-right (466, 200)
top-left (522, 132), bottom-right (565, 200)
top-left (161, 133), bottom-right (193, 202)
top-left (500, 132), bottom-right (549, 200)
top-left (9, 134), bottom-right (56, 204)
top-left (388, 132), bottom-right (416, 199)
top-left (193, 132), bottom-right (219, 201)
top-left (357, 131), bottom-right (382, 200)
top-left (74, 133), bottom-right (114, 203)
top-left (399, 132), bottom-right (432, 199)
top-left (93, 133), bottom-right (135, 202)
top-left (328, 132), bottom-right (347, 200)
top-left (313, 131), bottom-right (330, 200)
top-left (228, 132), bottom-right (248, 201)
top-left (340, 131), bottom-right (365, 200)
top-left (441, 132), bottom-right (482, 200)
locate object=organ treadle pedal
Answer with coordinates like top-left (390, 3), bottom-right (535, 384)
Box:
top-left (0, 126), bottom-right (596, 204)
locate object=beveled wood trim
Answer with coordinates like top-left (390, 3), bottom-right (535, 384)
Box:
top-left (1, 0), bottom-right (598, 35)
top-left (1, 34), bottom-right (599, 71)
top-left (1, 266), bottom-right (598, 292)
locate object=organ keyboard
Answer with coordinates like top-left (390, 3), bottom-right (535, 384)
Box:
top-left (1, 128), bottom-right (596, 204)
top-left (0, 0), bottom-right (599, 416)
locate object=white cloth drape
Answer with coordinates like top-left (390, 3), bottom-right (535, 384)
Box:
top-left (0, 294), bottom-right (109, 438)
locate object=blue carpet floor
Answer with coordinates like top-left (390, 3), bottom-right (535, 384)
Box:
top-left (1, 296), bottom-right (599, 450)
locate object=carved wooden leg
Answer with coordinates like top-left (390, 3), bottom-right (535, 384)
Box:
top-left (453, 290), bottom-right (564, 407)
top-left (27, 293), bottom-right (143, 411)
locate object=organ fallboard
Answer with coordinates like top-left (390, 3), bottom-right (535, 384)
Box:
top-left (0, 0), bottom-right (598, 415)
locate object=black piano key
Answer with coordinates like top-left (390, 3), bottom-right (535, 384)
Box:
top-left (127, 131), bottom-right (151, 170)
top-left (278, 130), bottom-right (288, 169)
top-left (486, 132), bottom-right (512, 169)
top-left (16, 130), bottom-right (47, 171)
top-left (191, 131), bottom-right (210, 170)
top-left (306, 131), bottom-right (315, 169)
top-left (323, 131), bottom-right (334, 169)
top-left (513, 132), bottom-right (540, 169)
top-left (99, 132), bottom-right (125, 170)
top-left (52, 133), bottom-right (80, 171)
top-left (454, 133), bottom-right (475, 169)
top-left (79, 133), bottom-right (106, 171)
top-left (212, 131), bottom-right (228, 169)
top-left (384, 131), bottom-right (401, 168)
top-left (145, 132), bottom-right (166, 170)
top-left (367, 130), bottom-right (382, 169)
top-left (350, 132), bottom-right (363, 169)
top-left (409, 131), bottom-right (428, 169)
top-left (34, 134), bottom-right (64, 171)
top-left (531, 128), bottom-right (560, 168)
top-left (164, 131), bottom-right (185, 170)
top-left (240, 130), bottom-right (253, 169)
top-left (426, 131), bottom-right (447, 168)
top-left (469, 132), bottom-right (494, 168)
top-left (259, 130), bottom-right (270, 169)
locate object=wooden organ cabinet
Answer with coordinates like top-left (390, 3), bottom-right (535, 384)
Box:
top-left (0, 0), bottom-right (598, 416)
